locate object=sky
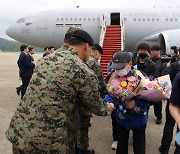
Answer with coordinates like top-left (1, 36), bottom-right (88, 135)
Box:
top-left (0, 0), bottom-right (179, 40)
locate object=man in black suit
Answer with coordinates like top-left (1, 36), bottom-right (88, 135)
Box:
top-left (17, 45), bottom-right (35, 99)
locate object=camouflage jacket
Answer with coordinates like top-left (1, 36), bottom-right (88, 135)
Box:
top-left (6, 47), bottom-right (109, 153)
top-left (86, 55), bottom-right (106, 95)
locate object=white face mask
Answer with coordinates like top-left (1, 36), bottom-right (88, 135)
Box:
top-left (115, 69), bottom-right (128, 76)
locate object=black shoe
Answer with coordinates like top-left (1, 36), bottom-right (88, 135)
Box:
top-left (159, 145), bottom-right (168, 154)
top-left (16, 87), bottom-right (21, 95)
top-left (79, 149), bottom-right (95, 154)
top-left (156, 118), bottom-right (162, 125)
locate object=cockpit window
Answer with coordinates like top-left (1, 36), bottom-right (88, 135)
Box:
top-left (17, 18), bottom-right (25, 23)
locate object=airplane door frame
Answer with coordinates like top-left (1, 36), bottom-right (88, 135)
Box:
top-left (37, 13), bottom-right (49, 29)
top-left (110, 12), bottom-right (120, 25)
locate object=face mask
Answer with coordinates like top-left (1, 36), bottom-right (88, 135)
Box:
top-left (139, 53), bottom-right (147, 59)
top-left (115, 69), bottom-right (128, 76)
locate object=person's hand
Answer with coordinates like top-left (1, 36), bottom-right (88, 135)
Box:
top-left (107, 103), bottom-right (114, 113)
top-left (125, 100), bottom-right (135, 109)
top-left (166, 61), bottom-right (171, 67)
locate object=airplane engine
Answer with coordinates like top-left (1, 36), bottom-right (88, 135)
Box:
top-left (158, 29), bottom-right (180, 55)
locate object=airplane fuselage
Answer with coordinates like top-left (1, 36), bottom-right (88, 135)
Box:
top-left (6, 8), bottom-right (180, 53)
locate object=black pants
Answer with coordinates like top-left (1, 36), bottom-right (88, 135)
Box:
top-left (175, 145), bottom-right (180, 154)
top-left (111, 110), bottom-right (118, 141)
top-left (116, 124), bottom-right (146, 154)
top-left (21, 76), bottom-right (31, 99)
top-left (161, 101), bottom-right (179, 152)
top-left (149, 101), bottom-right (162, 119)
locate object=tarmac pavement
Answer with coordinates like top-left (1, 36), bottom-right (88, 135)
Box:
top-left (0, 52), bottom-right (175, 154)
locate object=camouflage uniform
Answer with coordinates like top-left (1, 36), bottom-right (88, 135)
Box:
top-left (6, 47), bottom-right (109, 154)
top-left (77, 55), bottom-right (106, 150)
top-left (86, 55), bottom-right (106, 95)
top-left (55, 45), bottom-right (69, 53)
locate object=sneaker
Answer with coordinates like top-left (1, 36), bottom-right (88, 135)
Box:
top-left (156, 118), bottom-right (162, 125)
top-left (111, 141), bottom-right (118, 150)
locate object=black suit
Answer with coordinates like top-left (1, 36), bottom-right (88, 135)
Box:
top-left (17, 52), bottom-right (35, 99)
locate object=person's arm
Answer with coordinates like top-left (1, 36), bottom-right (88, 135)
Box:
top-left (93, 62), bottom-right (106, 94)
top-left (74, 66), bottom-right (113, 116)
top-left (21, 54), bottom-right (35, 68)
top-left (169, 62), bottom-right (179, 81)
top-left (169, 103), bottom-right (180, 129)
top-left (161, 62), bottom-right (171, 76)
top-left (152, 63), bottom-right (158, 77)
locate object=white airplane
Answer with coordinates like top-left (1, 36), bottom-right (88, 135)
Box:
top-left (6, 7), bottom-right (180, 54)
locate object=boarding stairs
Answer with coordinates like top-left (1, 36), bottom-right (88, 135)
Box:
top-left (99, 18), bottom-right (125, 78)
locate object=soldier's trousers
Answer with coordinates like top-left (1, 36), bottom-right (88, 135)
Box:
top-left (12, 144), bottom-right (46, 154)
top-left (12, 145), bottom-right (24, 154)
top-left (77, 114), bottom-right (91, 150)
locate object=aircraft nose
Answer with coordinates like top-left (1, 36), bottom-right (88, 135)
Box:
top-left (6, 25), bottom-right (18, 39)
top-left (6, 26), bottom-right (12, 38)
top-left (6, 23), bottom-right (24, 41)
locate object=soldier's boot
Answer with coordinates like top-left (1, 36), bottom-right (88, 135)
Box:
top-left (79, 149), bottom-right (95, 154)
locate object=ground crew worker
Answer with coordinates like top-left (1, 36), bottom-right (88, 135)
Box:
top-left (6, 29), bottom-right (113, 154)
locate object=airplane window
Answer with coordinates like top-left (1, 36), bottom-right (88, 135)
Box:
top-left (79, 18), bottom-right (81, 21)
top-left (66, 18), bottom-right (68, 21)
top-left (147, 18), bottom-right (150, 21)
top-left (88, 18), bottom-right (91, 21)
top-left (75, 18), bottom-right (77, 21)
top-left (57, 18), bottom-right (59, 21)
top-left (17, 18), bottom-right (25, 23)
top-left (134, 18), bottom-right (136, 21)
top-left (157, 18), bottom-right (159, 21)
top-left (97, 18), bottom-right (100, 21)
top-left (70, 18), bottom-right (73, 21)
top-left (93, 18), bottom-right (95, 21)
top-left (84, 18), bottom-right (86, 21)
top-left (175, 18), bottom-right (178, 21)
top-left (138, 18), bottom-right (141, 21)
top-left (61, 18), bottom-right (63, 21)
top-left (143, 18), bottom-right (145, 21)
top-left (152, 18), bottom-right (155, 21)
top-left (170, 18), bottom-right (173, 21)
top-left (166, 18), bottom-right (168, 21)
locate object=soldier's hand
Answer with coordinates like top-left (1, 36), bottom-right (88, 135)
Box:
top-left (125, 100), bottom-right (135, 109)
top-left (107, 102), bottom-right (114, 113)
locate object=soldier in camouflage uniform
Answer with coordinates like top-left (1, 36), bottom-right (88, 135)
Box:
top-left (77, 44), bottom-right (106, 154)
top-left (6, 29), bottom-right (113, 154)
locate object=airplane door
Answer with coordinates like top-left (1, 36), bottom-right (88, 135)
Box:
top-left (37, 12), bottom-right (49, 29)
top-left (111, 13), bottom-right (120, 25)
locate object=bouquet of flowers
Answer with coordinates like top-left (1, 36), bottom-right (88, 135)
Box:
top-left (107, 70), bottom-right (144, 120)
top-left (107, 70), bottom-right (171, 102)
top-left (107, 70), bottom-right (142, 101)
top-left (136, 71), bottom-right (171, 102)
